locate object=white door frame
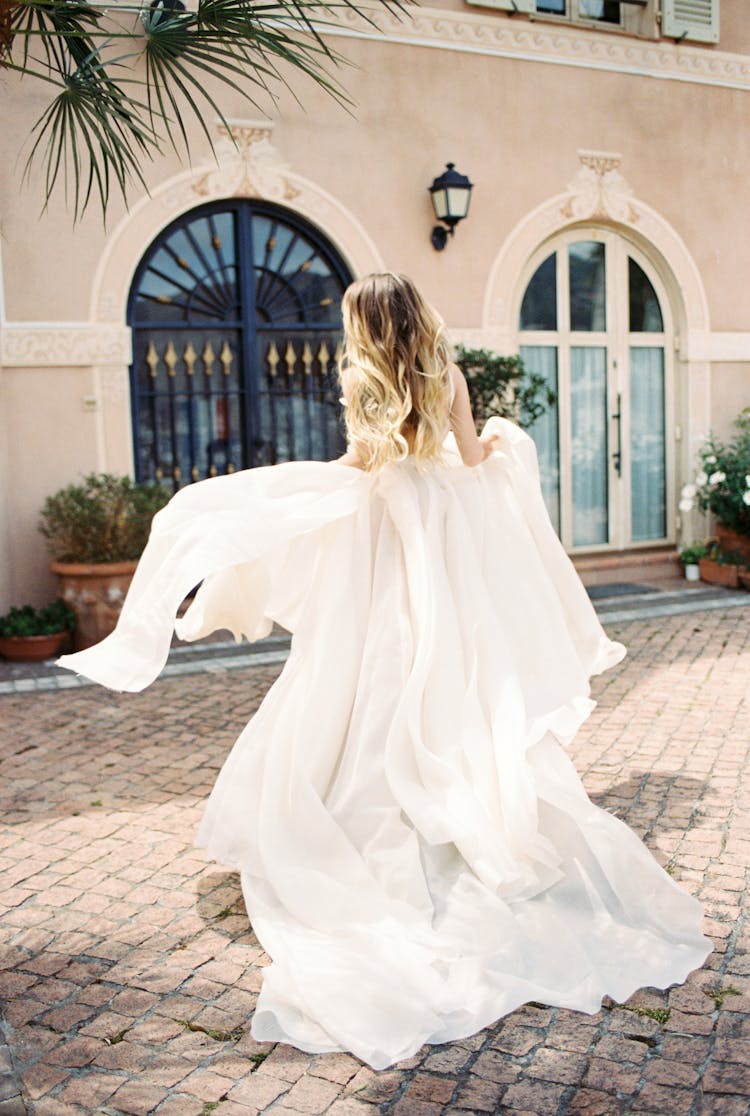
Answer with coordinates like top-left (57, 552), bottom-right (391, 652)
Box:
top-left (517, 227), bottom-right (675, 553)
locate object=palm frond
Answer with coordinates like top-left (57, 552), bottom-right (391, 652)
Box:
top-left (5, 0), bottom-right (408, 221)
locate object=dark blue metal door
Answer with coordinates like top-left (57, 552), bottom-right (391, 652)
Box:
top-left (128, 200), bottom-right (352, 488)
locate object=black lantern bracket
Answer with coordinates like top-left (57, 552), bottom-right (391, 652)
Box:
top-left (428, 162), bottom-right (474, 252)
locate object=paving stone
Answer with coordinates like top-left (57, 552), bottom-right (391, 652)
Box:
top-left (151, 1098), bottom-right (206, 1116)
top-left (565, 1089), bottom-right (630, 1115)
top-left (582, 1057), bottom-right (641, 1096)
top-left (451, 1075), bottom-right (506, 1111)
top-left (643, 1058), bottom-right (701, 1087)
top-left (355, 1070), bottom-right (403, 1104)
top-left (58, 1071), bottom-right (128, 1106)
top-left (631, 1082), bottom-right (694, 1113)
top-left (0, 609), bottom-right (748, 1115)
top-left (109, 1079), bottom-right (169, 1114)
top-left (174, 1070), bottom-right (235, 1103)
top-left (277, 1075), bottom-right (357, 1111)
top-left (401, 1074), bottom-right (455, 1105)
top-left (390, 1100), bottom-right (442, 1116)
top-left (326, 1101), bottom-right (378, 1116)
top-left (500, 1078), bottom-right (567, 1114)
top-left (308, 1054), bottom-right (361, 1085)
top-left (703, 1062), bottom-right (750, 1095)
top-left (0, 1097), bottom-right (28, 1116)
top-left (228, 1074), bottom-right (289, 1109)
top-left (526, 1047), bottom-right (588, 1085)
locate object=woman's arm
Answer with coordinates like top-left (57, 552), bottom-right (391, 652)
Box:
top-left (448, 362), bottom-right (498, 467)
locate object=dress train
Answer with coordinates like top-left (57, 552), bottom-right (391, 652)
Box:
top-left (58, 417), bottom-right (712, 1069)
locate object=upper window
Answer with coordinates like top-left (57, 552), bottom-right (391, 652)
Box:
top-left (465, 0), bottom-right (718, 43)
top-left (536, 0), bottom-right (621, 25)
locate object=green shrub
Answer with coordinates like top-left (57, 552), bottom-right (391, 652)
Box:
top-left (453, 345), bottom-right (558, 432)
top-left (39, 474), bottom-right (170, 563)
top-left (679, 408), bottom-right (750, 537)
top-left (0, 600), bottom-right (76, 637)
top-left (678, 542), bottom-right (709, 566)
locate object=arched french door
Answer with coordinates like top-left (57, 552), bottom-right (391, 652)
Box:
top-left (518, 229), bottom-right (675, 552)
top-left (128, 200), bottom-right (353, 488)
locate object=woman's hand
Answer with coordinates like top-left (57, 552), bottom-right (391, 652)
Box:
top-left (479, 433), bottom-right (501, 461)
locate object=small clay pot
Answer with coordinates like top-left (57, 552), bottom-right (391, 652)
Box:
top-left (698, 557), bottom-right (741, 589)
top-left (0, 631), bottom-right (68, 662)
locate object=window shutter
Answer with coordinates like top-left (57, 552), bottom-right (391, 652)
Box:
top-left (662, 0), bottom-right (719, 43)
top-left (465, 0), bottom-right (536, 13)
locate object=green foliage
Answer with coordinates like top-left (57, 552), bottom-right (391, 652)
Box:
top-left (0, 599), bottom-right (76, 636)
top-left (703, 540), bottom-right (747, 569)
top-left (2, 0), bottom-right (402, 221)
top-left (453, 345), bottom-right (557, 433)
top-left (704, 985), bottom-right (742, 1010)
top-left (680, 407), bottom-right (750, 537)
top-left (678, 542), bottom-right (709, 566)
top-left (609, 1001), bottom-right (671, 1024)
top-left (174, 1018), bottom-right (244, 1042)
top-left (39, 472), bottom-right (170, 563)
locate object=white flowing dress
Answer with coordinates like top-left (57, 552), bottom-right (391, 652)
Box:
top-left (58, 415), bottom-right (712, 1070)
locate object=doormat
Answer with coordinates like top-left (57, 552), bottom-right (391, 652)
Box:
top-left (586, 582), bottom-right (661, 600)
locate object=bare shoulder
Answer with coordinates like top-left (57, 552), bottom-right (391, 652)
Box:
top-left (332, 448), bottom-right (366, 470)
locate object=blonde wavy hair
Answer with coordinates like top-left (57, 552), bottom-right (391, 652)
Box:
top-left (338, 273), bottom-right (451, 472)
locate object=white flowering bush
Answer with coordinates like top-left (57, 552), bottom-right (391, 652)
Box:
top-left (679, 408), bottom-right (750, 538)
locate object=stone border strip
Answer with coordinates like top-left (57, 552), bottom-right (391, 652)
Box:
top-left (0, 592), bottom-right (748, 695)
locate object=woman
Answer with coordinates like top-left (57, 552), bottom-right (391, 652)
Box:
top-left (59, 272), bottom-right (712, 1070)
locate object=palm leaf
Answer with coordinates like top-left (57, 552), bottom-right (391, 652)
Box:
top-left (5, 0), bottom-right (408, 221)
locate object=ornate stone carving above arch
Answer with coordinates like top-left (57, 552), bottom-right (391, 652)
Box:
top-left (482, 150), bottom-right (710, 352)
top-left (90, 118), bottom-right (385, 326)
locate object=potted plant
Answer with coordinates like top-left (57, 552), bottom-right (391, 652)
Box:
top-left (453, 346), bottom-right (558, 431)
top-left (697, 541), bottom-right (743, 589)
top-left (679, 407), bottom-right (750, 566)
top-left (39, 474), bottom-right (170, 650)
top-left (678, 542), bottom-right (708, 582)
top-left (0, 600), bottom-right (76, 662)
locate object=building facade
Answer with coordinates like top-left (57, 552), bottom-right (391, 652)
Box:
top-left (1, 0), bottom-right (748, 609)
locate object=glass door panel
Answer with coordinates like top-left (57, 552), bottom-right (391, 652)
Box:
top-left (630, 347), bottom-right (666, 540)
top-left (629, 258), bottom-right (664, 332)
top-left (570, 346), bottom-right (609, 546)
top-left (569, 241), bottom-right (606, 331)
top-left (520, 253), bottom-right (557, 331)
top-left (520, 345), bottom-right (560, 532)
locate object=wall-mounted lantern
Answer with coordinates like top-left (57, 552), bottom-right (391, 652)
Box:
top-left (428, 163), bottom-right (474, 251)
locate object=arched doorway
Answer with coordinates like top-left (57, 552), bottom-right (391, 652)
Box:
top-left (518, 228), bottom-right (675, 552)
top-left (128, 200), bottom-right (353, 488)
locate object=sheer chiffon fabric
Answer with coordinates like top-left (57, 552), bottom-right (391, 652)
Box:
top-left (58, 416), bottom-right (712, 1070)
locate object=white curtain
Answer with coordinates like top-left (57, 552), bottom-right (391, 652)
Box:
top-left (630, 347), bottom-right (666, 540)
top-left (520, 345), bottom-right (560, 534)
top-left (570, 346), bottom-right (608, 546)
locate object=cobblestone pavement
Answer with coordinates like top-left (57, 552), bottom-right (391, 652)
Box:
top-left (0, 607), bottom-right (748, 1116)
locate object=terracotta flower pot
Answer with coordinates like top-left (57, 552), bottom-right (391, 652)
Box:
top-left (716, 523), bottom-right (750, 566)
top-left (0, 631), bottom-right (68, 662)
top-left (698, 557), bottom-right (741, 589)
top-left (739, 569), bottom-right (750, 592)
top-left (50, 560), bottom-right (137, 651)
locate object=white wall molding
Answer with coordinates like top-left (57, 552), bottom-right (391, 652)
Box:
top-left (324, 6), bottom-right (750, 93)
top-left (683, 330), bottom-right (750, 362)
top-left (0, 324), bottom-right (132, 368)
